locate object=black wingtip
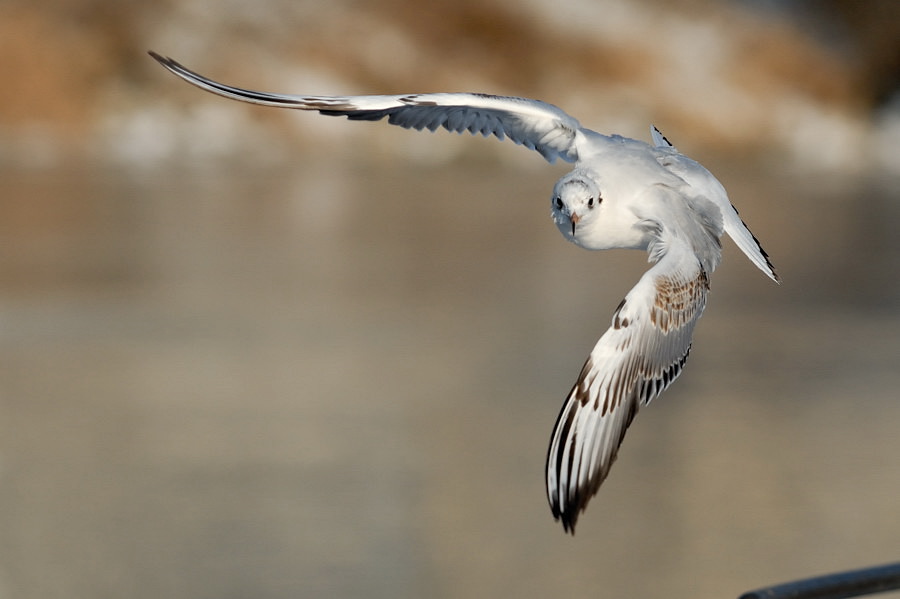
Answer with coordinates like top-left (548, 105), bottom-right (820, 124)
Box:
top-left (148, 51), bottom-right (189, 75)
top-left (148, 50), bottom-right (183, 74)
top-left (551, 504), bottom-right (580, 535)
top-left (148, 50), bottom-right (168, 65)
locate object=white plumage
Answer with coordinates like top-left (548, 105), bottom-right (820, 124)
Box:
top-left (150, 52), bottom-right (779, 533)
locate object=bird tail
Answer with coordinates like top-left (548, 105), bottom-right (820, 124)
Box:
top-left (722, 210), bottom-right (781, 283)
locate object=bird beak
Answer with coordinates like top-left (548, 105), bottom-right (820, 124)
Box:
top-left (570, 212), bottom-right (580, 235)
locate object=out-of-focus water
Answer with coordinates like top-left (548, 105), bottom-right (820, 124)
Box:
top-left (1, 159), bottom-right (898, 598)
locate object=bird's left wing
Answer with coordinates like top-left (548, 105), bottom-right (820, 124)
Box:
top-left (149, 52), bottom-right (582, 163)
top-left (546, 230), bottom-right (709, 533)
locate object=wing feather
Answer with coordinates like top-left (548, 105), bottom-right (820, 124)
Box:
top-left (546, 236), bottom-right (709, 533)
top-left (149, 52), bottom-right (582, 163)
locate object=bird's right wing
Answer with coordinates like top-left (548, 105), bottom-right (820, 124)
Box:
top-left (149, 52), bottom-right (582, 163)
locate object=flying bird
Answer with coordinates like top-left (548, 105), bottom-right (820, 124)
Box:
top-left (149, 51), bottom-right (780, 533)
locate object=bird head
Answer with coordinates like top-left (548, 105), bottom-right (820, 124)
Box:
top-left (551, 172), bottom-right (602, 241)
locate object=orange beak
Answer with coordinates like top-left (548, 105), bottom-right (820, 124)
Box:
top-left (570, 212), bottom-right (580, 235)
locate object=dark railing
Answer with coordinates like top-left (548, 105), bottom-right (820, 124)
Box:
top-left (740, 562), bottom-right (900, 599)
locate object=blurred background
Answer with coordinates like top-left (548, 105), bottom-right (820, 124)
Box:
top-left (1, 0), bottom-right (898, 597)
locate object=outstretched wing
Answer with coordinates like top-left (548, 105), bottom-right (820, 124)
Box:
top-left (546, 232), bottom-right (710, 533)
top-left (149, 52), bottom-right (582, 163)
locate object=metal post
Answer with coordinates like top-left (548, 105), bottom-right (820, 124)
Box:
top-left (740, 562), bottom-right (900, 599)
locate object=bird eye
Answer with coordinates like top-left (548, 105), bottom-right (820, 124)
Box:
top-left (555, 197), bottom-right (563, 209)
top-left (588, 197), bottom-right (594, 207)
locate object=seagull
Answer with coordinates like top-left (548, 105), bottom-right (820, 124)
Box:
top-left (149, 51), bottom-right (780, 533)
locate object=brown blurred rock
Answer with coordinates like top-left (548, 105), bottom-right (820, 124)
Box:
top-left (0, 0), bottom-right (892, 164)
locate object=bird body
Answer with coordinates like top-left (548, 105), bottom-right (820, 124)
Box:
top-left (150, 51), bottom-right (779, 533)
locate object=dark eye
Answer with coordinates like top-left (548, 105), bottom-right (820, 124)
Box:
top-left (555, 197), bottom-right (563, 209)
top-left (588, 197), bottom-right (594, 207)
